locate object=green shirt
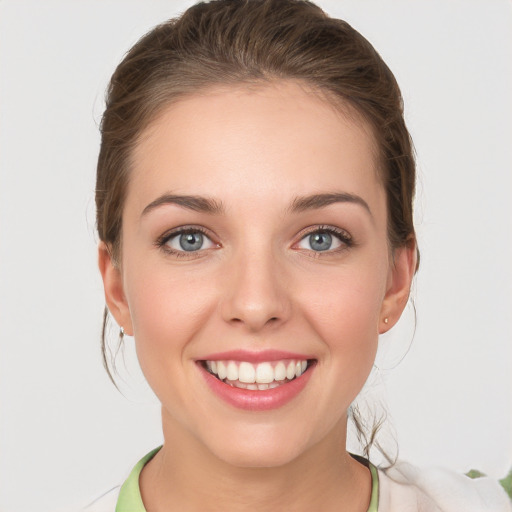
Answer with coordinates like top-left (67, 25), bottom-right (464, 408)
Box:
top-left (116, 447), bottom-right (379, 512)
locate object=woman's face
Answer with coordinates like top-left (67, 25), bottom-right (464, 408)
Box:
top-left (102, 81), bottom-right (412, 467)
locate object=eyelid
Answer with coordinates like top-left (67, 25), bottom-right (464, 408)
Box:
top-left (155, 225), bottom-right (220, 256)
top-left (154, 224), bottom-right (352, 257)
top-left (293, 225), bottom-right (353, 252)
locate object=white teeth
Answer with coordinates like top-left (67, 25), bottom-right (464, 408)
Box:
top-left (205, 358), bottom-right (310, 388)
top-left (274, 362), bottom-right (286, 381)
top-left (217, 361), bottom-right (227, 380)
top-left (238, 362), bottom-right (256, 383)
top-left (226, 361), bottom-right (238, 381)
top-left (286, 361), bottom-right (296, 380)
top-left (255, 362), bottom-right (274, 383)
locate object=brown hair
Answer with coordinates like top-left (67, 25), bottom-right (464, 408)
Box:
top-left (96, 0), bottom-right (417, 460)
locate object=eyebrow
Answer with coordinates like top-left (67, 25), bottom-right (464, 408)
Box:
top-left (141, 191), bottom-right (371, 218)
top-left (141, 194), bottom-right (224, 217)
top-left (289, 192), bottom-right (372, 216)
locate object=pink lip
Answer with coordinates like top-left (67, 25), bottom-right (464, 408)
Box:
top-left (199, 349), bottom-right (313, 363)
top-left (198, 359), bottom-right (316, 411)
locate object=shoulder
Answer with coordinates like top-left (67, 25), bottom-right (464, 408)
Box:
top-left (82, 486), bottom-right (120, 512)
top-left (80, 446), bottom-right (161, 511)
top-left (377, 461), bottom-right (512, 512)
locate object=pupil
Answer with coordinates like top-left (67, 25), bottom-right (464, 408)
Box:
top-left (310, 232), bottom-right (332, 251)
top-left (179, 232), bottom-right (203, 251)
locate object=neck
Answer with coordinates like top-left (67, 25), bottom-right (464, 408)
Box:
top-left (140, 409), bottom-right (371, 512)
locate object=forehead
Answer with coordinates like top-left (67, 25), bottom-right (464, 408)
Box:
top-left (128, 81), bottom-right (384, 217)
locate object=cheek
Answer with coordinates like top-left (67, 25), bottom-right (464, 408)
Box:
top-left (297, 261), bottom-right (388, 369)
top-left (123, 262), bottom-right (215, 371)
top-left (303, 255), bottom-right (387, 322)
top-left (322, 281), bottom-right (383, 338)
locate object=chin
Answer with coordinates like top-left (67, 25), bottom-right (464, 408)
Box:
top-left (215, 444), bottom-right (303, 469)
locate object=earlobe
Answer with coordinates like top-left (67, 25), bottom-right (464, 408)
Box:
top-left (98, 242), bottom-right (133, 336)
top-left (379, 241), bottom-right (417, 334)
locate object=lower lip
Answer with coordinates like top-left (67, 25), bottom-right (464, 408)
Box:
top-left (199, 363), bottom-right (315, 411)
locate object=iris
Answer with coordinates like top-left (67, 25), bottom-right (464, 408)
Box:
top-left (309, 232), bottom-right (332, 251)
top-left (179, 232), bottom-right (204, 251)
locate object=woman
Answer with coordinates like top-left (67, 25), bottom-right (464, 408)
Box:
top-left (88, 0), bottom-right (510, 510)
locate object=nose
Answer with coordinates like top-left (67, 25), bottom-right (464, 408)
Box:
top-left (220, 248), bottom-right (291, 332)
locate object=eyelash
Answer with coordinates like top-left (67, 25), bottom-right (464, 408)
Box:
top-left (155, 225), bottom-right (354, 258)
top-left (155, 226), bottom-right (216, 258)
top-left (295, 225), bottom-right (354, 255)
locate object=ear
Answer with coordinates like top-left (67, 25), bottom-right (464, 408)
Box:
top-left (98, 242), bottom-right (133, 336)
top-left (379, 240), bottom-right (417, 334)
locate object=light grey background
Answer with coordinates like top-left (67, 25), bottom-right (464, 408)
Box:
top-left (0, 1), bottom-right (510, 511)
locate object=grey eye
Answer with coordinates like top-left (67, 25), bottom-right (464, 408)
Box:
top-left (179, 232), bottom-right (204, 251)
top-left (165, 230), bottom-right (215, 252)
top-left (308, 232), bottom-right (332, 251)
top-left (297, 230), bottom-right (345, 252)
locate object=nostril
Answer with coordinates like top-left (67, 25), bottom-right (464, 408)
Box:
top-left (263, 317), bottom-right (280, 327)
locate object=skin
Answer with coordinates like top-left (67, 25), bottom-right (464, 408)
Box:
top-left (99, 81), bottom-right (416, 511)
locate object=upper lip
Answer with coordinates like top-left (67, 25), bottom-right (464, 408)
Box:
top-left (197, 349), bottom-right (314, 363)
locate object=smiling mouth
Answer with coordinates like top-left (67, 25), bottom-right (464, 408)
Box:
top-left (201, 359), bottom-right (315, 390)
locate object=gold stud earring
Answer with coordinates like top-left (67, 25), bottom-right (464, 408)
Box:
top-left (384, 317), bottom-right (389, 324)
